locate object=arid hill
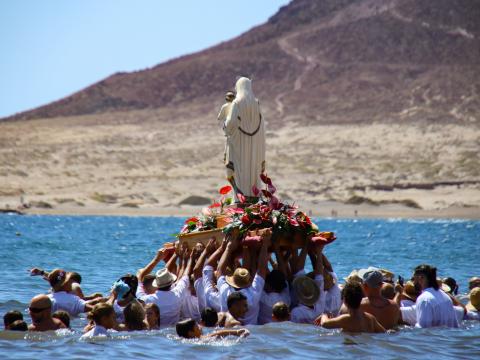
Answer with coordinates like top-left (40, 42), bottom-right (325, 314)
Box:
top-left (4, 0), bottom-right (480, 124)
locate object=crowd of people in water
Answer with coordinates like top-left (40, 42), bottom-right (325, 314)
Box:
top-left (3, 232), bottom-right (480, 340)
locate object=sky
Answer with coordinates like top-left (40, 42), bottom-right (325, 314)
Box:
top-left (0, 0), bottom-right (290, 118)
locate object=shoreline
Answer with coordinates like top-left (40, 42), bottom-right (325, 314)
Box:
top-left (9, 201), bottom-right (480, 220)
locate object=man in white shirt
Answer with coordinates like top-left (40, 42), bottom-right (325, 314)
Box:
top-left (412, 264), bottom-right (458, 328)
top-left (292, 244), bottom-right (326, 324)
top-left (137, 250), bottom-right (193, 327)
top-left (46, 269), bottom-right (96, 317)
top-left (216, 230), bottom-right (270, 325)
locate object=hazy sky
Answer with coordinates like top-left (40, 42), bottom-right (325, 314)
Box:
top-left (0, 0), bottom-right (290, 118)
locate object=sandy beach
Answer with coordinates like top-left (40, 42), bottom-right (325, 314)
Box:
top-left (1, 108), bottom-right (479, 219)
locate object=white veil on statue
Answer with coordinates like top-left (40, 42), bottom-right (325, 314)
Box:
top-left (223, 77), bottom-right (266, 198)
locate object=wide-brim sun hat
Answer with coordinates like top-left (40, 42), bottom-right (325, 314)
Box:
top-left (226, 268), bottom-right (251, 289)
top-left (153, 268), bottom-right (177, 288)
top-left (292, 275), bottom-right (320, 306)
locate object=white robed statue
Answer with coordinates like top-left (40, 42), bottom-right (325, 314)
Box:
top-left (223, 77), bottom-right (266, 198)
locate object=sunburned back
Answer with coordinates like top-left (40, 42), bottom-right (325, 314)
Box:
top-left (360, 297), bottom-right (399, 330)
top-left (342, 313), bottom-right (376, 333)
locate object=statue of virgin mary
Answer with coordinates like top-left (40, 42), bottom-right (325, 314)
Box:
top-left (223, 77), bottom-right (266, 198)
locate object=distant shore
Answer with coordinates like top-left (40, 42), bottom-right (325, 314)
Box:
top-left (12, 201), bottom-right (479, 219)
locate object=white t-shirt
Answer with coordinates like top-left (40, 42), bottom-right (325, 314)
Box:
top-left (201, 266), bottom-right (221, 312)
top-left (138, 275), bottom-right (189, 327)
top-left (258, 286), bottom-right (291, 325)
top-left (324, 272), bottom-right (342, 316)
top-left (113, 300), bottom-right (125, 323)
top-left (400, 305), bottom-right (417, 326)
top-left (415, 288), bottom-right (458, 328)
top-left (291, 274), bottom-right (325, 324)
top-left (400, 299), bottom-right (416, 307)
top-left (194, 278), bottom-right (206, 312)
top-left (218, 273), bottom-right (265, 325)
top-left (181, 292), bottom-right (201, 322)
top-left (48, 291), bottom-right (86, 317)
top-left (81, 325), bottom-right (109, 339)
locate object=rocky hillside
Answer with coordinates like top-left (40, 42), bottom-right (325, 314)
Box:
top-left (4, 0), bottom-right (480, 124)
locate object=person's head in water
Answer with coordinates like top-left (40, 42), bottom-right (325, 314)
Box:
top-left (381, 283), bottom-right (395, 300)
top-left (272, 302), bottom-right (290, 322)
top-left (225, 91), bottom-right (235, 102)
top-left (29, 294), bottom-right (53, 324)
top-left (176, 318), bottom-right (202, 339)
top-left (145, 303), bottom-right (160, 330)
top-left (342, 282), bottom-right (364, 310)
top-left (52, 310), bottom-right (70, 328)
top-left (48, 269), bottom-right (75, 292)
top-left (200, 307), bottom-right (218, 327)
top-left (4, 310), bottom-right (23, 330)
top-left (124, 301), bottom-right (146, 331)
top-left (9, 320), bottom-right (28, 331)
top-left (413, 264), bottom-right (439, 291)
top-left (443, 277), bottom-right (458, 295)
top-left (88, 303), bottom-right (116, 330)
top-left (227, 291), bottom-right (248, 320)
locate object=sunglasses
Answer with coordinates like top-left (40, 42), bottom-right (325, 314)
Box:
top-left (29, 306), bottom-right (50, 313)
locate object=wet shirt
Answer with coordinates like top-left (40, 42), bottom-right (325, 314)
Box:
top-left (218, 273), bottom-right (265, 325)
top-left (258, 286), bottom-right (291, 325)
top-left (48, 291), bottom-right (86, 317)
top-left (415, 288), bottom-right (459, 328)
top-left (138, 275), bottom-right (189, 327)
top-left (202, 266), bottom-right (221, 312)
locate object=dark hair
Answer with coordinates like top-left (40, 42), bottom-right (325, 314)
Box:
top-left (70, 272), bottom-right (82, 284)
top-left (142, 274), bottom-right (155, 287)
top-left (342, 282), bottom-right (364, 309)
top-left (201, 307), bottom-right (218, 327)
top-left (4, 310), bottom-right (23, 328)
top-left (272, 302), bottom-right (290, 321)
top-left (52, 310), bottom-right (70, 328)
top-left (120, 274), bottom-right (138, 298)
top-left (266, 270), bottom-right (287, 293)
top-left (414, 264), bottom-right (439, 290)
top-left (443, 277), bottom-right (458, 295)
top-left (227, 291), bottom-right (247, 310)
top-left (124, 301), bottom-right (146, 331)
top-left (9, 320), bottom-right (28, 331)
top-left (176, 318), bottom-right (196, 338)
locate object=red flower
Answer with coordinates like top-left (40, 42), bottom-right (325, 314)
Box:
top-left (241, 214), bottom-right (252, 225)
top-left (226, 207), bottom-right (244, 215)
top-left (209, 202), bottom-right (221, 208)
top-left (185, 217), bottom-right (198, 224)
top-left (219, 185), bottom-right (233, 195)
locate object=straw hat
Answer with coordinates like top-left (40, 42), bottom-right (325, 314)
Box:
top-left (344, 270), bottom-right (362, 284)
top-left (152, 268), bottom-right (177, 288)
top-left (468, 287), bottom-right (480, 311)
top-left (292, 276), bottom-right (320, 306)
top-left (226, 268), bottom-right (251, 289)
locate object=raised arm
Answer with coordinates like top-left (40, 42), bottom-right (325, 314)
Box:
top-left (257, 229), bottom-right (272, 279)
top-left (217, 233), bottom-right (239, 277)
top-left (137, 248), bottom-right (166, 282)
top-left (193, 239), bottom-right (216, 280)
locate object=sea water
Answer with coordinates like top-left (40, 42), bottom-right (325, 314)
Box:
top-left (0, 215), bottom-right (479, 359)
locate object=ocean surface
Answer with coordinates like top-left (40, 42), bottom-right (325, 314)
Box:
top-left (0, 215), bottom-right (479, 360)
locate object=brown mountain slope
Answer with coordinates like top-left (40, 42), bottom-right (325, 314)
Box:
top-left (4, 0), bottom-right (480, 124)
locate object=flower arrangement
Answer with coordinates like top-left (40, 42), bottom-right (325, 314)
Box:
top-left (179, 175), bottom-right (335, 247)
top-left (180, 185), bottom-right (234, 234)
